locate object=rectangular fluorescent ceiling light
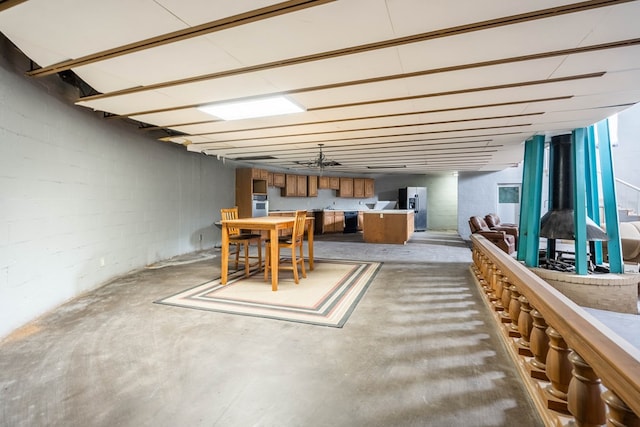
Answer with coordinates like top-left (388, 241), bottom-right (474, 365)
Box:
top-left (198, 96), bottom-right (305, 120)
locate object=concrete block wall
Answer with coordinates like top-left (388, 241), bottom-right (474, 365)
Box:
top-left (457, 167), bottom-right (524, 240)
top-left (0, 47), bottom-right (234, 339)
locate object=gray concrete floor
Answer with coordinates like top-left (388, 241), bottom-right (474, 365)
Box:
top-left (0, 231), bottom-right (557, 426)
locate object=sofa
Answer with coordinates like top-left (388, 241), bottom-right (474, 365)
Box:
top-left (469, 216), bottom-right (517, 255)
top-left (484, 213), bottom-right (519, 246)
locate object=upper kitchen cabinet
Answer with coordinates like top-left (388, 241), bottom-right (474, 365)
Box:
top-left (337, 178), bottom-right (353, 198)
top-left (282, 174), bottom-right (308, 197)
top-left (353, 178), bottom-right (364, 198)
top-left (364, 178), bottom-right (375, 198)
top-left (330, 177), bottom-right (340, 190)
top-left (307, 175), bottom-right (318, 197)
top-left (251, 168), bottom-right (269, 180)
top-left (272, 173), bottom-right (286, 188)
top-left (318, 176), bottom-right (330, 189)
top-left (336, 177), bottom-right (374, 198)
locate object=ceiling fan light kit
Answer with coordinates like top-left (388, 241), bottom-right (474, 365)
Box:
top-left (297, 144), bottom-right (341, 171)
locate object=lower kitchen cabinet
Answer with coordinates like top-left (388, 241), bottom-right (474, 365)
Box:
top-left (322, 211), bottom-right (344, 233)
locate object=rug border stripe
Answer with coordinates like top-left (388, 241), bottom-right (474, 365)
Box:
top-left (154, 259), bottom-right (382, 328)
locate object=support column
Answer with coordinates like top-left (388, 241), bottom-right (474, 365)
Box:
top-left (595, 119), bottom-right (624, 273)
top-left (572, 128), bottom-right (589, 275)
top-left (585, 126), bottom-right (603, 264)
top-left (518, 135), bottom-right (545, 266)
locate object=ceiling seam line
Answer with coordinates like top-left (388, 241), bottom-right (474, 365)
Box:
top-left (25, 0), bottom-right (335, 77)
top-left (72, 2), bottom-right (637, 102)
top-left (184, 113), bottom-right (545, 139)
top-left (141, 96), bottom-right (572, 132)
top-left (105, 72), bottom-right (604, 119)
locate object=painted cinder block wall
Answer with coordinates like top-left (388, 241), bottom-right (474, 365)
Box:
top-left (457, 167), bottom-right (524, 241)
top-left (0, 45), bottom-right (234, 339)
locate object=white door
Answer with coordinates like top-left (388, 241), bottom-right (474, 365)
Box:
top-left (497, 184), bottom-right (521, 225)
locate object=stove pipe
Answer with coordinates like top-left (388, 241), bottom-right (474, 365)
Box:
top-left (539, 134), bottom-right (608, 241)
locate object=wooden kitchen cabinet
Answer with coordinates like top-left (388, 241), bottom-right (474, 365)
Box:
top-left (318, 176), bottom-right (330, 189)
top-left (282, 174), bottom-right (308, 197)
top-left (364, 178), bottom-right (375, 198)
top-left (235, 168), bottom-right (268, 218)
top-left (272, 172), bottom-right (285, 188)
top-left (338, 177), bottom-right (353, 197)
top-left (296, 175), bottom-right (308, 196)
top-left (358, 211), bottom-right (364, 231)
top-left (251, 168), bottom-right (269, 180)
top-left (353, 178), bottom-right (364, 198)
top-left (363, 210), bottom-right (414, 244)
top-left (329, 177), bottom-right (340, 190)
top-left (282, 174), bottom-right (297, 197)
top-left (322, 211), bottom-right (345, 233)
top-left (333, 211), bottom-right (344, 232)
top-left (307, 175), bottom-right (318, 197)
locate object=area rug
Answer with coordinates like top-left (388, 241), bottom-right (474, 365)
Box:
top-left (155, 259), bottom-right (382, 328)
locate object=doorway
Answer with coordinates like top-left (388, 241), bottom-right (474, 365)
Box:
top-left (497, 184), bottom-right (521, 225)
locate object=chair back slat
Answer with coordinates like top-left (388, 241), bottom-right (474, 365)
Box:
top-left (292, 210), bottom-right (307, 243)
top-left (221, 207), bottom-right (241, 236)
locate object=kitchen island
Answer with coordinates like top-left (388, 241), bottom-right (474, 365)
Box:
top-left (362, 210), bottom-right (415, 244)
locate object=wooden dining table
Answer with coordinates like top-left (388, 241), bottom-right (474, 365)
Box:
top-left (220, 216), bottom-right (314, 291)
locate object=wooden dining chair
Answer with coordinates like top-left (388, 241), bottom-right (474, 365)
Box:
top-left (264, 210), bottom-right (307, 284)
top-left (220, 207), bottom-right (262, 277)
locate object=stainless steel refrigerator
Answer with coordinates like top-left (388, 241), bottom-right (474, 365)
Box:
top-left (398, 187), bottom-right (427, 231)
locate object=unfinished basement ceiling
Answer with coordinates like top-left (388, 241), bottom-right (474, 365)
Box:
top-left (1, 0), bottom-right (639, 174)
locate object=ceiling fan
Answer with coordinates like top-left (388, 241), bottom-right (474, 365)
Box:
top-left (296, 144), bottom-right (341, 170)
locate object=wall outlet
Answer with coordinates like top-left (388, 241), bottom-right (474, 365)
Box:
top-left (100, 257), bottom-right (105, 267)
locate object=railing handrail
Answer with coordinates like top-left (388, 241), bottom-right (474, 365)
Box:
top-left (471, 234), bottom-right (640, 416)
top-left (616, 177), bottom-right (640, 193)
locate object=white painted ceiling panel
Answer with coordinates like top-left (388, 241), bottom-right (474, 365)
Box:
top-left (0, 0), bottom-right (187, 66)
top-left (73, 37), bottom-right (243, 93)
top-left (1, 0), bottom-right (639, 173)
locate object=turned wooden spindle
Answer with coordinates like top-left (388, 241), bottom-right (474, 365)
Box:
top-left (500, 280), bottom-right (513, 323)
top-left (567, 351), bottom-right (606, 426)
top-left (528, 308), bottom-right (550, 381)
top-left (492, 275), bottom-right (507, 312)
top-left (508, 285), bottom-right (522, 337)
top-left (481, 254), bottom-right (490, 279)
top-left (545, 327), bottom-right (572, 413)
top-left (602, 389), bottom-right (640, 427)
top-left (471, 247), bottom-right (478, 270)
top-left (483, 262), bottom-right (495, 294)
top-left (488, 267), bottom-right (500, 301)
top-left (517, 296), bottom-right (534, 356)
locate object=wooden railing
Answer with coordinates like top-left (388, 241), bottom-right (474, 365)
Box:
top-left (470, 235), bottom-right (640, 426)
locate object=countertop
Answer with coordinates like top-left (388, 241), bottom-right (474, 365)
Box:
top-left (363, 209), bottom-right (413, 214)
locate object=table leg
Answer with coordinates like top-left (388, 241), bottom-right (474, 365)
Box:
top-left (270, 228), bottom-right (279, 291)
top-left (221, 225), bottom-right (229, 285)
top-left (307, 222), bottom-right (314, 271)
